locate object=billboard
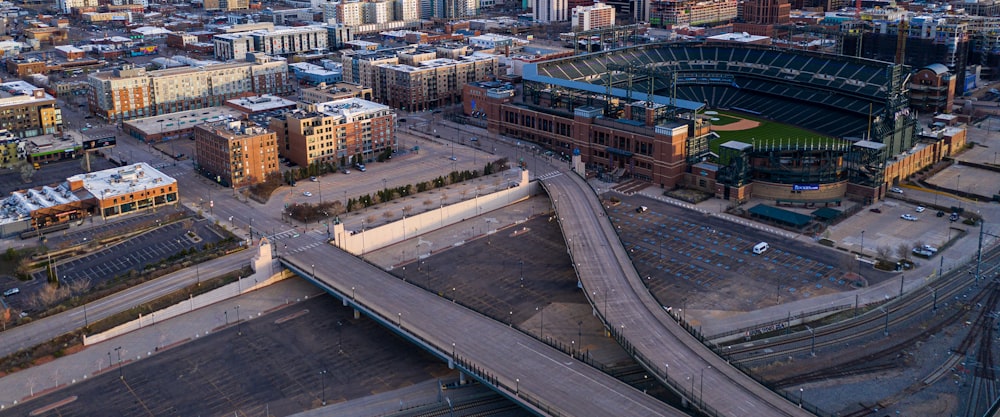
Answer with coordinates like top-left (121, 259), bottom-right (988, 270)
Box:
top-left (792, 184), bottom-right (819, 191)
top-left (83, 136), bottom-right (116, 150)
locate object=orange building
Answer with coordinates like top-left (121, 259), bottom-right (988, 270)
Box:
top-left (910, 64), bottom-right (956, 114)
top-left (271, 98), bottom-right (396, 168)
top-left (194, 120), bottom-right (280, 188)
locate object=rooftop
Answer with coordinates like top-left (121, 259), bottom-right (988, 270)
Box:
top-left (226, 95), bottom-right (298, 113)
top-left (69, 162), bottom-right (176, 201)
top-left (313, 98), bottom-right (390, 118)
top-left (124, 106), bottom-right (245, 136)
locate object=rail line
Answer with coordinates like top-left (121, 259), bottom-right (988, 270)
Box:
top-left (726, 243), bottom-right (1000, 366)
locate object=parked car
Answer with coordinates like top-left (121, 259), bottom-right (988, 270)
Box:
top-left (635, 206), bottom-right (648, 213)
top-left (912, 247), bottom-right (934, 257)
top-left (310, 176), bottom-right (317, 182)
top-left (303, 191), bottom-right (313, 197)
top-left (3, 288), bottom-right (19, 297)
top-left (950, 213), bottom-right (960, 222)
top-left (355, 164), bottom-right (366, 172)
top-left (890, 187), bottom-right (904, 194)
top-left (921, 244), bottom-right (939, 254)
top-left (341, 168), bottom-right (351, 174)
top-left (869, 208), bottom-right (882, 213)
top-left (936, 211), bottom-right (945, 217)
top-left (915, 206), bottom-right (925, 213)
top-left (900, 214), bottom-right (918, 221)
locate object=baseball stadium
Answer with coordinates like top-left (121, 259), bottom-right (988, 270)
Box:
top-left (465, 42), bottom-right (963, 206)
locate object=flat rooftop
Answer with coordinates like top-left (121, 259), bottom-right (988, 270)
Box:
top-left (68, 162), bottom-right (176, 201)
top-left (226, 95), bottom-right (298, 113)
top-left (125, 106), bottom-right (245, 136)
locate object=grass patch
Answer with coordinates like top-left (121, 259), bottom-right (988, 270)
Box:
top-left (709, 111), bottom-right (845, 154)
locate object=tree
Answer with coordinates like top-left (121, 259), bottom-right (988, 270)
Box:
top-left (896, 243), bottom-right (911, 261)
top-left (876, 245), bottom-right (891, 262)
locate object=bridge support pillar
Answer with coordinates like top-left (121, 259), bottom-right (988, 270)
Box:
top-left (354, 308), bottom-right (360, 319)
top-left (459, 371), bottom-right (466, 385)
top-left (343, 298), bottom-right (348, 307)
top-left (448, 358), bottom-right (454, 369)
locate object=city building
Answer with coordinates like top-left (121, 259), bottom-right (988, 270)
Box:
top-left (122, 106), bottom-right (245, 142)
top-left (194, 120), bottom-right (279, 188)
top-left (270, 98), bottom-right (395, 167)
top-left (203, 0), bottom-right (250, 10)
top-left (225, 95), bottom-right (298, 115)
top-left (300, 82), bottom-right (374, 103)
top-left (534, 0), bottom-right (569, 23)
top-left (88, 56), bottom-right (292, 123)
top-left (909, 64), bottom-right (956, 114)
top-left (213, 33), bottom-right (256, 61)
top-left (0, 162), bottom-right (178, 232)
top-left (251, 26), bottom-right (329, 56)
top-left (649, 0), bottom-right (737, 28)
top-left (0, 80), bottom-right (63, 138)
top-left (56, 0), bottom-right (99, 14)
top-left (375, 55), bottom-right (500, 111)
top-left (572, 2), bottom-right (616, 31)
top-left (289, 62), bottom-right (344, 85)
top-left (733, 0), bottom-right (790, 36)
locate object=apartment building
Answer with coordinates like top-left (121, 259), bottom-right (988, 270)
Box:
top-left (909, 64), bottom-right (956, 114)
top-left (572, 2), bottom-right (615, 31)
top-left (213, 33), bottom-right (256, 61)
top-left (649, 0), bottom-right (737, 27)
top-left (251, 26), bottom-right (329, 56)
top-left (204, 0), bottom-right (250, 10)
top-left (194, 120), bottom-right (279, 188)
top-left (270, 98), bottom-right (395, 167)
top-left (341, 49), bottom-right (400, 88)
top-left (0, 81), bottom-right (63, 138)
top-left (88, 57), bottom-right (292, 123)
top-left (56, 0), bottom-right (98, 13)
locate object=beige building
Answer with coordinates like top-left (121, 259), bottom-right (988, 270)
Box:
top-left (194, 120), bottom-right (279, 188)
top-left (89, 56), bottom-right (292, 123)
top-left (270, 98), bottom-right (395, 167)
top-left (572, 2), bottom-right (615, 31)
top-left (0, 80), bottom-right (63, 138)
top-left (650, 0), bottom-right (738, 27)
top-left (375, 55), bottom-right (499, 111)
top-left (204, 0), bottom-right (249, 10)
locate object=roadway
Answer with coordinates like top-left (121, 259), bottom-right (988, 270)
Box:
top-left (0, 250), bottom-right (254, 359)
top-left (542, 172), bottom-right (812, 417)
top-left (280, 248), bottom-right (688, 417)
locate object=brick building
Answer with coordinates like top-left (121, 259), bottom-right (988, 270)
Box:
top-left (909, 64), bottom-right (956, 114)
top-left (194, 120), bottom-right (279, 188)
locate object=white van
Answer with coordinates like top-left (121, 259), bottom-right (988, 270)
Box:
top-left (752, 242), bottom-right (769, 254)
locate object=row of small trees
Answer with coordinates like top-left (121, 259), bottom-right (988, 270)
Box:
top-left (286, 158), bottom-right (510, 224)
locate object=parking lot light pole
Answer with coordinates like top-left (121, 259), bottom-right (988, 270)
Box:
top-left (115, 346), bottom-right (123, 379)
top-left (320, 370), bottom-right (328, 405)
top-left (806, 326), bottom-right (815, 356)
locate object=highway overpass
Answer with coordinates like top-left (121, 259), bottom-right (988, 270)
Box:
top-left (280, 251), bottom-right (688, 417)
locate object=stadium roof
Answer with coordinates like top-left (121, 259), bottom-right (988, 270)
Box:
top-left (522, 61), bottom-right (704, 112)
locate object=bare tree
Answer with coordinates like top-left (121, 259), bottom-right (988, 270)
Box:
top-left (366, 215), bottom-right (376, 224)
top-left (403, 205), bottom-right (413, 215)
top-left (896, 244), bottom-right (911, 261)
top-left (383, 210), bottom-right (394, 219)
top-left (876, 245), bottom-right (891, 262)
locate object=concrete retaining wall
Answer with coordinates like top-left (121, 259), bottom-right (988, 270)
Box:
top-left (332, 170), bottom-right (538, 255)
top-left (82, 263), bottom-right (291, 346)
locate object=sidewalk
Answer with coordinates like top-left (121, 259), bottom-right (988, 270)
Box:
top-left (0, 278), bottom-right (322, 410)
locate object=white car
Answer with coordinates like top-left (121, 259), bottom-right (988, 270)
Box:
top-left (915, 206), bottom-right (925, 213)
top-left (303, 191), bottom-right (313, 197)
top-left (900, 214), bottom-right (918, 221)
top-left (890, 187), bottom-right (904, 194)
top-left (3, 288), bottom-right (19, 297)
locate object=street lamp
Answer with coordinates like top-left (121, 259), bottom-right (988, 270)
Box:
top-left (320, 369), bottom-right (328, 405)
top-left (114, 346), bottom-right (123, 379)
top-left (806, 326), bottom-right (815, 357)
top-left (798, 388), bottom-right (804, 408)
top-left (536, 306), bottom-right (544, 339)
top-left (700, 365), bottom-right (711, 407)
top-left (235, 305), bottom-right (241, 335)
top-left (859, 230), bottom-right (865, 258)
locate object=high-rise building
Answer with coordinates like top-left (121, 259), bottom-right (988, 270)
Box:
top-left (56, 0), bottom-right (98, 13)
top-left (534, 0), bottom-right (569, 22)
top-left (213, 33), bottom-right (256, 61)
top-left (0, 81), bottom-right (62, 138)
top-left (572, 2), bottom-right (616, 31)
top-left (270, 98), bottom-right (396, 167)
top-left (194, 120), bottom-right (279, 188)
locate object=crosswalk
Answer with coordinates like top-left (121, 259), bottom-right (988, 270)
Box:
top-left (536, 171), bottom-right (563, 181)
top-left (284, 241), bottom-right (325, 254)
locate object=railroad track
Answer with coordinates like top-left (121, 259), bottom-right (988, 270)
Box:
top-left (725, 243), bottom-right (1000, 367)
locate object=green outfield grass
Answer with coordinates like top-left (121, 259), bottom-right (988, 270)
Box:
top-left (709, 111), bottom-right (846, 154)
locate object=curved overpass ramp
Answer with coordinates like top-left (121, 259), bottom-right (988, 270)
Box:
top-left (542, 172), bottom-right (812, 417)
top-left (280, 247), bottom-right (688, 417)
